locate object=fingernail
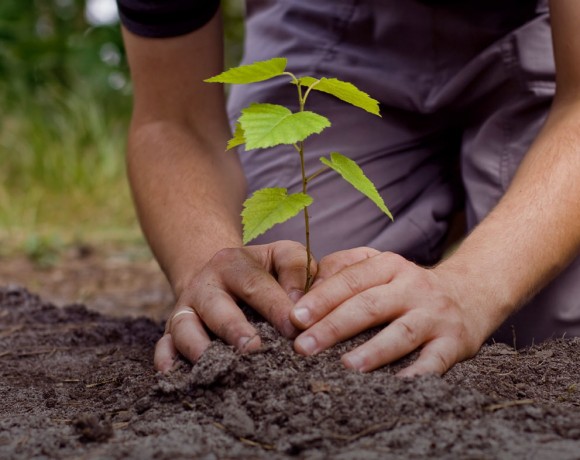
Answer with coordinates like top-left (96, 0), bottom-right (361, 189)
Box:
top-left (343, 352), bottom-right (366, 371)
top-left (293, 307), bottom-right (311, 326)
top-left (295, 335), bottom-right (318, 355)
top-left (288, 289), bottom-right (304, 304)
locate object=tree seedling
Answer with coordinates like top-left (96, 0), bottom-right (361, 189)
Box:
top-left (206, 58), bottom-right (393, 292)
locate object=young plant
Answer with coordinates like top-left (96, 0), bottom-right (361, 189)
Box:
top-left (206, 58), bottom-right (393, 292)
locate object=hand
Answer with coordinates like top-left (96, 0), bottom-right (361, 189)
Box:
top-left (289, 248), bottom-right (492, 377)
top-left (154, 240), bottom-right (316, 372)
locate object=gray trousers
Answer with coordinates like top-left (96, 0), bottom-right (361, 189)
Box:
top-left (227, 0), bottom-right (580, 345)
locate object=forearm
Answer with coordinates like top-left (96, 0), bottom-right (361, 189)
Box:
top-left (437, 101), bottom-right (580, 335)
top-left (127, 120), bottom-right (246, 296)
top-left (121, 14), bottom-right (247, 297)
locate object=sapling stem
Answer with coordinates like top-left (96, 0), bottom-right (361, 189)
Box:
top-left (292, 73), bottom-right (316, 292)
top-left (297, 140), bottom-right (313, 292)
top-left (290, 74), bottom-right (329, 291)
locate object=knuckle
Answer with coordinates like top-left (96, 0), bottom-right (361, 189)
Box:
top-left (278, 239), bottom-right (306, 252)
top-left (238, 271), bottom-right (265, 300)
top-left (216, 319), bottom-right (236, 341)
top-left (428, 348), bottom-right (451, 374)
top-left (283, 253), bottom-right (309, 273)
top-left (180, 342), bottom-right (198, 362)
top-left (396, 319), bottom-right (419, 345)
top-left (184, 340), bottom-right (209, 363)
top-left (216, 319), bottom-right (249, 345)
top-left (357, 292), bottom-right (383, 322)
top-left (274, 241), bottom-right (309, 268)
top-left (247, 244), bottom-right (275, 271)
top-left (380, 251), bottom-right (407, 269)
top-left (359, 247), bottom-right (381, 259)
top-left (379, 252), bottom-right (415, 282)
top-left (337, 269), bottom-right (364, 293)
top-left (210, 247), bottom-right (238, 266)
top-left (323, 318), bottom-right (344, 342)
top-left (432, 303), bottom-right (467, 337)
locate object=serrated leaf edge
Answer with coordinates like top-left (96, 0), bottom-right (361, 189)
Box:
top-left (240, 103), bottom-right (331, 149)
top-left (320, 152), bottom-right (393, 220)
top-left (241, 188), bottom-right (313, 244)
top-left (204, 57), bottom-right (288, 84)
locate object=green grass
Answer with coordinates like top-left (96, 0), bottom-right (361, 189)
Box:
top-left (0, 81), bottom-right (144, 255)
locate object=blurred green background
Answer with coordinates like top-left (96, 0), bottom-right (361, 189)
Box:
top-left (0, 0), bottom-right (244, 257)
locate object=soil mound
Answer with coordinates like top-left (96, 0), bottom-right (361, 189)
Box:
top-left (1, 286), bottom-right (579, 459)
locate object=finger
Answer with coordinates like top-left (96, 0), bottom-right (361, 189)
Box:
top-left (340, 313), bottom-right (433, 372)
top-left (313, 247), bottom-right (380, 287)
top-left (270, 240), bottom-right (317, 303)
top-left (183, 287), bottom-right (262, 351)
top-left (212, 248), bottom-right (298, 337)
top-left (294, 285), bottom-right (401, 356)
top-left (154, 334), bottom-right (178, 373)
top-left (396, 338), bottom-right (462, 377)
top-left (168, 306), bottom-right (216, 362)
top-left (291, 252), bottom-right (405, 329)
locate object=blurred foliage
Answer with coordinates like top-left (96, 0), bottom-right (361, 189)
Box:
top-left (223, 0), bottom-right (245, 68)
top-left (0, 0), bottom-right (134, 247)
top-left (0, 0), bottom-right (129, 106)
top-left (0, 0), bottom-right (131, 189)
top-left (0, 0), bottom-right (245, 250)
top-left (0, 0), bottom-right (244, 99)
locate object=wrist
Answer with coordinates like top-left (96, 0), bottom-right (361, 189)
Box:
top-left (432, 257), bottom-right (516, 343)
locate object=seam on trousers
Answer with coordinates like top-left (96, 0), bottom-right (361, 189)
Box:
top-left (499, 116), bottom-right (511, 192)
top-left (498, 37), bottom-right (519, 193)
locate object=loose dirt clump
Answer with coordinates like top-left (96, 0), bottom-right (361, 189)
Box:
top-left (1, 286), bottom-right (580, 459)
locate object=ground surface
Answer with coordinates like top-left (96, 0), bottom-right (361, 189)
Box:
top-left (1, 248), bottom-right (580, 459)
top-left (0, 244), bottom-right (174, 321)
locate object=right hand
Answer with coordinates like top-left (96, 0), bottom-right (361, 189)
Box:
top-left (290, 248), bottom-right (492, 377)
top-left (153, 240), bottom-right (317, 372)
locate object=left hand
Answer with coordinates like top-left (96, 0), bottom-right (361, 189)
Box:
top-left (289, 248), bottom-right (493, 377)
top-left (154, 240), bottom-right (316, 372)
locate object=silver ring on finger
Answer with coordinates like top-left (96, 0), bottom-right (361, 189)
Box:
top-left (167, 306), bottom-right (196, 332)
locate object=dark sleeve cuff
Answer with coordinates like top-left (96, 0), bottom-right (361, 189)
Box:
top-left (117, 0), bottom-right (221, 38)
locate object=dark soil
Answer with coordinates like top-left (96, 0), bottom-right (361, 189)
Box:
top-left (1, 286), bottom-right (580, 459)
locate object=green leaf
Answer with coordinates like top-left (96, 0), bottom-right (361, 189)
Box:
top-left (227, 122), bottom-right (246, 150)
top-left (240, 103), bottom-right (330, 149)
top-left (299, 76), bottom-right (381, 116)
top-left (242, 188), bottom-right (313, 244)
top-left (204, 58), bottom-right (287, 84)
top-left (320, 152), bottom-right (393, 220)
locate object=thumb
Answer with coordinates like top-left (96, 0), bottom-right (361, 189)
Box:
top-left (270, 240), bottom-right (317, 303)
